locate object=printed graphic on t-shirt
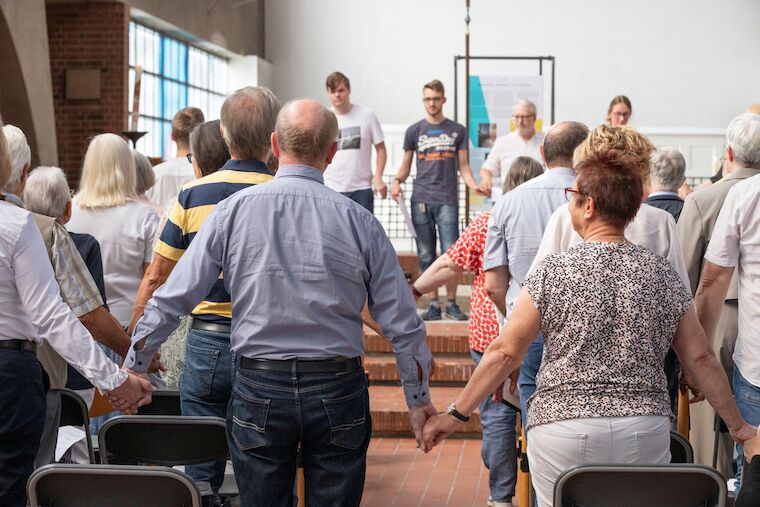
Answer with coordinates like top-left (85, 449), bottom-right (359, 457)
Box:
top-left (416, 129), bottom-right (459, 162)
top-left (338, 126), bottom-right (361, 150)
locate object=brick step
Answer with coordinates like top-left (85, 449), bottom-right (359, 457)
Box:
top-left (364, 354), bottom-right (473, 384)
top-left (363, 321), bottom-right (470, 354)
top-left (369, 385), bottom-right (481, 434)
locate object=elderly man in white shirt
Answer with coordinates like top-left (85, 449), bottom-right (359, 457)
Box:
top-left (479, 99), bottom-right (545, 197)
top-left (695, 113), bottom-right (760, 492)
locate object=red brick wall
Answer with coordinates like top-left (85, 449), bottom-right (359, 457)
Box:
top-left (47, 1), bottom-right (129, 187)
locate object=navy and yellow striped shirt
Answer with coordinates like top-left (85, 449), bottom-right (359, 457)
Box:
top-left (154, 159), bottom-right (273, 323)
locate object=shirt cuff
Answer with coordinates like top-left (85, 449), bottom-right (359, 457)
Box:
top-left (704, 251), bottom-right (737, 268)
top-left (95, 368), bottom-right (129, 392)
top-left (402, 382), bottom-right (431, 407)
top-left (123, 345), bottom-right (152, 374)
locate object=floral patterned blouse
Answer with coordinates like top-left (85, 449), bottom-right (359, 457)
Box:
top-left (524, 241), bottom-right (692, 428)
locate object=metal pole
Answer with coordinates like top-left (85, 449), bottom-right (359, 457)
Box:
top-left (464, 0), bottom-right (471, 226)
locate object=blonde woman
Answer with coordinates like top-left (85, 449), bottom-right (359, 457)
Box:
top-left (67, 133), bottom-right (159, 329)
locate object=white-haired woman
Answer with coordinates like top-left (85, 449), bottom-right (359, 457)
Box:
top-left (67, 134), bottom-right (159, 329)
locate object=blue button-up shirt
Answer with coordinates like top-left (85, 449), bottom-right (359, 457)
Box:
top-left (483, 167), bottom-right (577, 314)
top-left (126, 164), bottom-right (432, 406)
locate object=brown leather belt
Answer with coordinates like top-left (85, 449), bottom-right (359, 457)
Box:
top-left (0, 339), bottom-right (37, 353)
top-left (239, 356), bottom-right (362, 374)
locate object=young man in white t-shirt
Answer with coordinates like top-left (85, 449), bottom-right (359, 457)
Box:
top-left (323, 72), bottom-right (387, 212)
top-left (146, 107), bottom-right (205, 209)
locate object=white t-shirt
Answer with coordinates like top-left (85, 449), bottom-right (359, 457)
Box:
top-left (324, 104), bottom-right (384, 193)
top-left (705, 174), bottom-right (760, 386)
top-left (528, 202), bottom-right (690, 289)
top-left (145, 157), bottom-right (194, 209)
top-left (481, 130), bottom-right (545, 178)
top-left (67, 200), bottom-right (159, 326)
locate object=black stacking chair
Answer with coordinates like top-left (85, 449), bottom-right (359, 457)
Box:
top-left (59, 388), bottom-right (96, 464)
top-left (554, 464), bottom-right (726, 507)
top-left (670, 430), bottom-right (695, 464)
top-left (27, 464), bottom-right (201, 507)
top-left (137, 389), bottom-right (182, 416)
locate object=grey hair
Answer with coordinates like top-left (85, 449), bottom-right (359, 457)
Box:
top-left (220, 86), bottom-right (281, 160)
top-left (132, 149), bottom-right (155, 195)
top-left (23, 166), bottom-right (70, 219)
top-left (726, 113), bottom-right (760, 168)
top-left (1, 124), bottom-right (31, 191)
top-left (275, 99), bottom-right (338, 160)
top-left (513, 99), bottom-right (537, 116)
top-left (650, 147), bottom-right (686, 192)
top-left (502, 156), bottom-right (544, 193)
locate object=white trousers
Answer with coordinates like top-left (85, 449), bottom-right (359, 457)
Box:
top-left (527, 415), bottom-right (670, 507)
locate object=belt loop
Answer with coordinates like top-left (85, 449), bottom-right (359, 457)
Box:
top-left (291, 359), bottom-right (297, 380)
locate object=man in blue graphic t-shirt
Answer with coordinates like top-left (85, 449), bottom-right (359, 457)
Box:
top-left (391, 79), bottom-right (484, 321)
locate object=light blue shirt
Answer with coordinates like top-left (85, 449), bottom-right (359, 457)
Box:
top-left (126, 164), bottom-right (432, 407)
top-left (483, 167), bottom-right (577, 313)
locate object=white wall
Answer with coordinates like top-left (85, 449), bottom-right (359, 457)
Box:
top-left (265, 0), bottom-right (760, 132)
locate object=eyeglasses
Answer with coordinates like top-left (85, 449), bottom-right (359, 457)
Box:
top-left (564, 187), bottom-right (580, 201)
top-left (186, 153), bottom-right (193, 163)
top-left (513, 114), bottom-right (535, 121)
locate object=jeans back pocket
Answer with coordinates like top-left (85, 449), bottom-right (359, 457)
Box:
top-left (322, 385), bottom-right (369, 450)
top-left (231, 386), bottom-right (271, 451)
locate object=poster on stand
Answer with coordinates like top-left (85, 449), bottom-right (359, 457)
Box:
top-left (468, 75), bottom-right (544, 215)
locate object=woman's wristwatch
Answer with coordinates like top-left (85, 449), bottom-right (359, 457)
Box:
top-left (447, 402), bottom-right (470, 423)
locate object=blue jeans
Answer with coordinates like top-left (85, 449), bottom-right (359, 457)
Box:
top-left (180, 328), bottom-right (234, 496)
top-left (342, 188), bottom-right (374, 213)
top-left (471, 350), bottom-right (517, 502)
top-left (228, 361), bottom-right (371, 507)
top-left (734, 367), bottom-right (760, 491)
top-left (411, 202), bottom-right (459, 272)
top-left (0, 349), bottom-right (45, 507)
top-left (518, 334), bottom-right (544, 428)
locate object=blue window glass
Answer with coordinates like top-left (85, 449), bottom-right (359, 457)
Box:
top-left (128, 21), bottom-right (227, 159)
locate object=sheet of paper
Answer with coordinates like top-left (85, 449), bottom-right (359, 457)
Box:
top-left (395, 195), bottom-right (416, 238)
top-left (55, 425), bottom-right (86, 461)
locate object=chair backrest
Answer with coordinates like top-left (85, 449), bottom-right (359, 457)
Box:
top-left (137, 389), bottom-right (182, 416)
top-left (670, 430), bottom-right (695, 464)
top-left (28, 463), bottom-right (201, 507)
top-left (59, 389), bottom-right (96, 464)
top-left (98, 415), bottom-right (228, 466)
top-left (554, 464), bottom-right (726, 507)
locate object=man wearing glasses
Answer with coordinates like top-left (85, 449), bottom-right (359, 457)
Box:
top-left (479, 100), bottom-right (545, 198)
top-left (391, 79), bottom-right (482, 321)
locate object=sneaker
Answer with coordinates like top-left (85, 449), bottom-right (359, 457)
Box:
top-left (445, 302), bottom-right (469, 321)
top-left (421, 305), bottom-right (442, 320)
top-left (487, 499), bottom-right (512, 507)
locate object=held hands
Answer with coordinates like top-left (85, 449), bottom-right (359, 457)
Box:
top-left (409, 402), bottom-right (438, 452)
top-left (730, 422), bottom-right (757, 446)
top-left (107, 369), bottom-right (155, 414)
top-left (421, 413), bottom-right (462, 452)
top-left (743, 427), bottom-right (760, 462)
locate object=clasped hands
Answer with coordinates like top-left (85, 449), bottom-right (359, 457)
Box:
top-left (107, 368), bottom-right (156, 414)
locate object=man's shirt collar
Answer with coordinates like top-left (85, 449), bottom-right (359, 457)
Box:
top-left (274, 164), bottom-right (325, 184)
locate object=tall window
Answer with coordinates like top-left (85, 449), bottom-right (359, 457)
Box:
top-left (128, 21), bottom-right (228, 159)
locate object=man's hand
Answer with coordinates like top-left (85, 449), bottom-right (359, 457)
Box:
top-left (422, 413), bottom-right (462, 451)
top-left (107, 370), bottom-right (155, 413)
top-left (466, 181), bottom-right (488, 196)
top-left (391, 179), bottom-right (402, 199)
top-left (491, 368), bottom-right (518, 402)
top-left (409, 402), bottom-right (438, 452)
top-left (730, 422), bottom-right (757, 446)
top-left (373, 177), bottom-right (388, 199)
top-left (479, 171), bottom-right (493, 196)
top-left (744, 427), bottom-right (760, 462)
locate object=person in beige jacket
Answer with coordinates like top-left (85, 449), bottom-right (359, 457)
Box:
top-left (678, 112), bottom-right (760, 477)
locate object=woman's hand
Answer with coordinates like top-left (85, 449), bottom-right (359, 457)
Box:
top-left (744, 428), bottom-right (760, 462)
top-left (422, 413), bottom-right (462, 452)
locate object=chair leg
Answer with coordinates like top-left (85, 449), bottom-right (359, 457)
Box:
top-left (297, 446), bottom-right (306, 507)
top-left (677, 388), bottom-right (690, 438)
top-left (516, 422), bottom-right (531, 507)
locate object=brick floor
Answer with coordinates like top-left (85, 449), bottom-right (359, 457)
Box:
top-left (361, 437), bottom-right (508, 507)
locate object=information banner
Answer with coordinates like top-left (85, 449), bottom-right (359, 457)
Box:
top-left (468, 75), bottom-right (544, 213)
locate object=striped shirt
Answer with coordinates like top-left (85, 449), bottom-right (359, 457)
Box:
top-left (154, 159), bottom-right (273, 324)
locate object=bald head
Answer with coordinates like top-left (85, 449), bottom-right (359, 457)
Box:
top-left (273, 99), bottom-right (339, 169)
top-left (748, 104), bottom-right (760, 115)
top-left (541, 121), bottom-right (589, 168)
